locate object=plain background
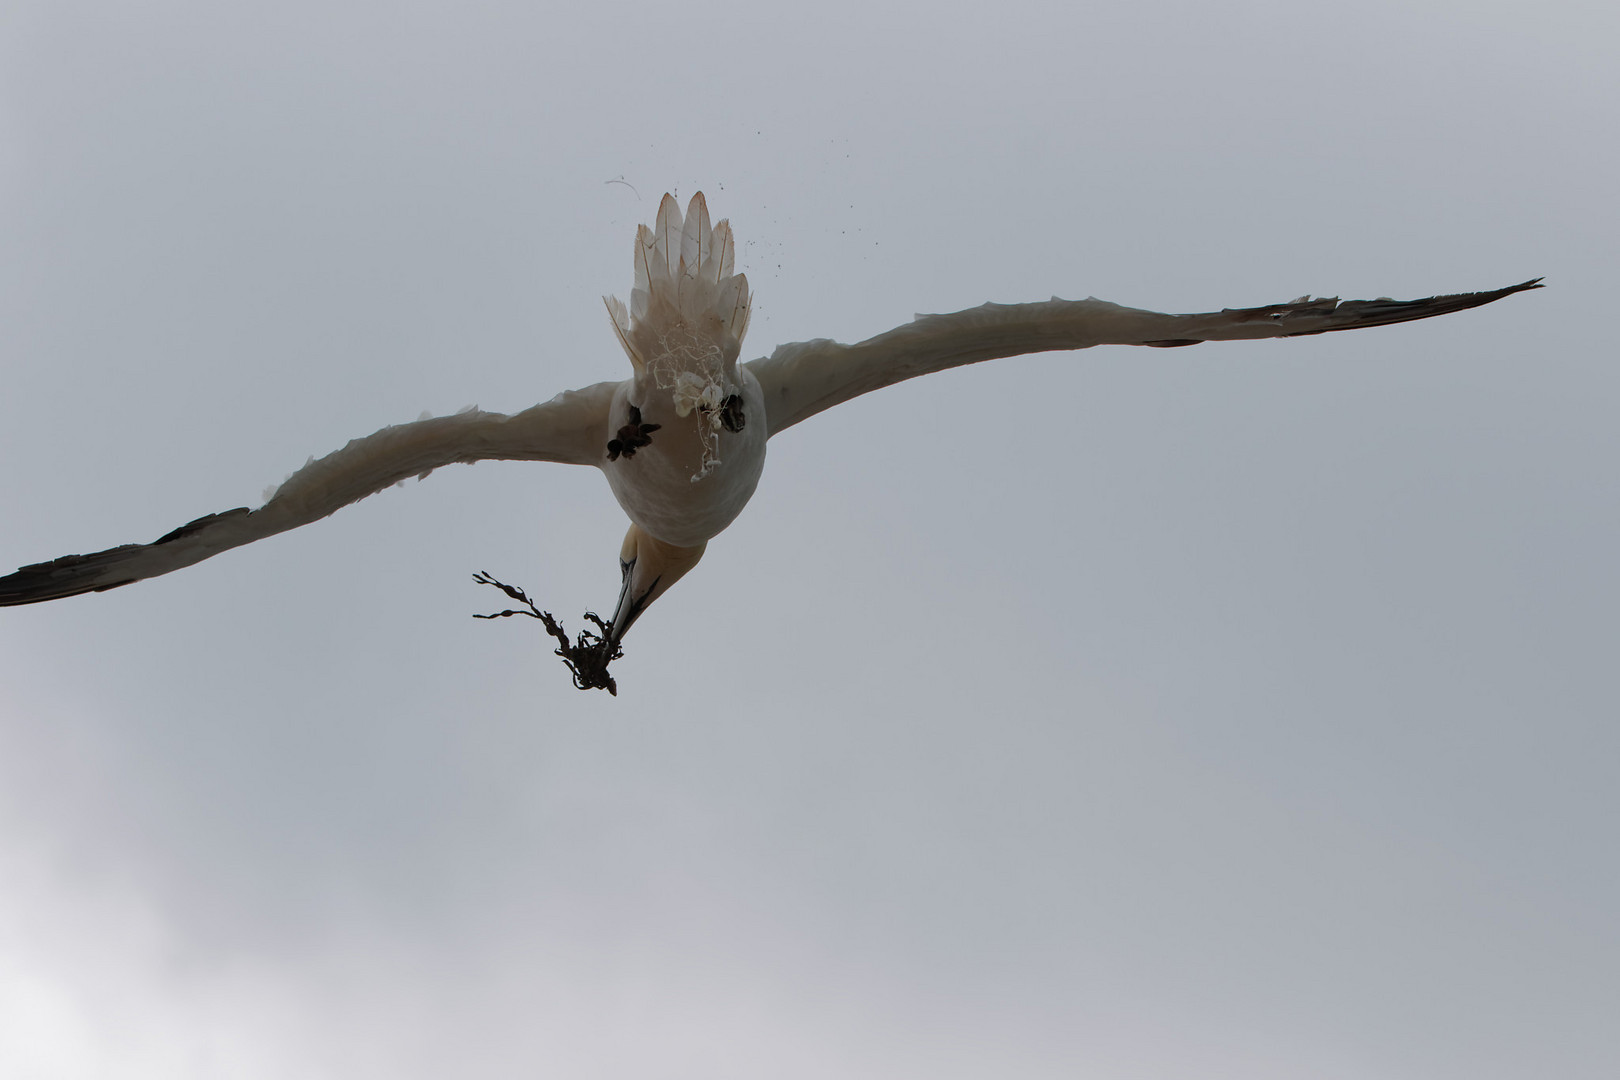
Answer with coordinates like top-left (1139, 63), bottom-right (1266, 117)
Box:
top-left (1, 1), bottom-right (1615, 1077)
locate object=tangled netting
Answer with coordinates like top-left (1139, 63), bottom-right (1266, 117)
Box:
top-left (645, 327), bottom-right (734, 481)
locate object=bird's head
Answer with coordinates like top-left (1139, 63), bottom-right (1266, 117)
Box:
top-left (607, 523), bottom-right (707, 650)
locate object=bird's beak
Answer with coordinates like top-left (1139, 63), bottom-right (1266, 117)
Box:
top-left (607, 524), bottom-right (706, 647)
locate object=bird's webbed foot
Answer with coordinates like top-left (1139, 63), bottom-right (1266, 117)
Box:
top-left (605, 405), bottom-right (660, 462)
top-left (473, 571), bottom-right (624, 694)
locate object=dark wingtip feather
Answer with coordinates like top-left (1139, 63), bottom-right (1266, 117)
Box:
top-left (0, 507), bottom-right (253, 606)
top-left (153, 507), bottom-right (252, 545)
top-left (0, 548), bottom-right (140, 605)
top-left (1281, 277), bottom-right (1544, 338)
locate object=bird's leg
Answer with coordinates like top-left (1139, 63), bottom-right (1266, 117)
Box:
top-left (604, 405), bottom-right (661, 462)
top-left (472, 571), bottom-right (624, 695)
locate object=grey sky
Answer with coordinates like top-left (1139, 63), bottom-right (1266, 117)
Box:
top-left (1, 0), bottom-right (1615, 1076)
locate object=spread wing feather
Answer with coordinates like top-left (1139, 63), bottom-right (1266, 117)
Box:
top-left (0, 381), bottom-right (617, 605)
top-left (747, 279), bottom-right (1542, 436)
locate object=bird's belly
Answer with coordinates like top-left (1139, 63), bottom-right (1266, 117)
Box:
top-left (602, 382), bottom-right (767, 548)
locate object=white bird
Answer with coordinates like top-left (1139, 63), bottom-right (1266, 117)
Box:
top-left (0, 193), bottom-right (1540, 692)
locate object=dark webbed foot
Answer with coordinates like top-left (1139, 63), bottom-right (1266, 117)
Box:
top-left (473, 571), bottom-right (624, 694)
top-left (605, 405), bottom-right (660, 462)
top-left (718, 393), bottom-right (746, 433)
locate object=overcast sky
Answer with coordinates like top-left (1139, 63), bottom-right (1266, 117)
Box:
top-left (1, 1), bottom-right (1615, 1077)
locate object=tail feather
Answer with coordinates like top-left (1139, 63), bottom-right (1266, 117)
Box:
top-left (680, 192), bottom-right (708, 275)
top-left (607, 191), bottom-right (752, 371)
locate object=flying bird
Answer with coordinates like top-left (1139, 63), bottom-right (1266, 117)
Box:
top-left (0, 193), bottom-right (1540, 692)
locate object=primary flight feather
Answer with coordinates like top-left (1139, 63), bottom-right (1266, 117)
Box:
top-left (0, 192), bottom-right (1541, 692)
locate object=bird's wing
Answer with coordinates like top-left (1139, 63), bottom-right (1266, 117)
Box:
top-left (0, 380), bottom-right (618, 605)
top-left (746, 279), bottom-right (1542, 436)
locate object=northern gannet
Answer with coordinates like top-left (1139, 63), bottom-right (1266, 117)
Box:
top-left (0, 193), bottom-right (1541, 692)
